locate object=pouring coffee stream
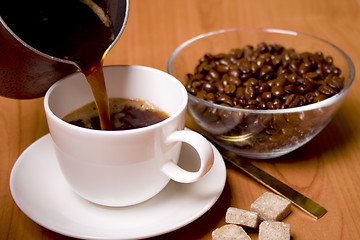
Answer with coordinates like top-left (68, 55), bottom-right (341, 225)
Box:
top-left (0, 0), bottom-right (128, 129)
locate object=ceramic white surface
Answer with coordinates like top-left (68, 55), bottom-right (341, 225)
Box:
top-left (44, 65), bottom-right (214, 206)
top-left (10, 133), bottom-right (226, 240)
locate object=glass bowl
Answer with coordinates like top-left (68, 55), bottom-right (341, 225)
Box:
top-left (167, 28), bottom-right (355, 159)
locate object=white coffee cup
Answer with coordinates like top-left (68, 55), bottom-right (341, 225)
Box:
top-left (44, 65), bottom-right (214, 207)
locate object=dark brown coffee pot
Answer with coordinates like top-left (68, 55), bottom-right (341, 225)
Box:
top-left (0, 0), bottom-right (128, 99)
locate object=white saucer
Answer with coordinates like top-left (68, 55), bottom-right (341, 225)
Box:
top-left (10, 133), bottom-right (226, 240)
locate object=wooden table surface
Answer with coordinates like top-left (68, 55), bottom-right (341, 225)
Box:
top-left (1, 0), bottom-right (360, 239)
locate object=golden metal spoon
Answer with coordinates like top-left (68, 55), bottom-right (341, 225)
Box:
top-left (215, 144), bottom-right (327, 219)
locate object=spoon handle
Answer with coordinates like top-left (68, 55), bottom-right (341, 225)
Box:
top-left (217, 145), bottom-right (327, 219)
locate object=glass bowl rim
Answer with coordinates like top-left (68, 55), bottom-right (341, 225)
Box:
top-left (167, 27), bottom-right (356, 114)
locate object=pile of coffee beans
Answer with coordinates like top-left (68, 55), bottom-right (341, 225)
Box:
top-left (184, 42), bottom-right (345, 155)
top-left (185, 42), bottom-right (344, 110)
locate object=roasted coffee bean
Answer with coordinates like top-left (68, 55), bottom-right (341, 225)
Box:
top-left (196, 90), bottom-right (207, 100)
top-left (240, 61), bottom-right (252, 74)
top-left (216, 64), bottom-right (230, 73)
top-left (247, 99), bottom-right (259, 106)
top-left (185, 73), bottom-right (193, 82)
top-left (221, 76), bottom-right (230, 86)
top-left (296, 85), bottom-right (307, 94)
top-left (208, 69), bottom-right (220, 79)
top-left (318, 84), bottom-right (337, 96)
top-left (266, 101), bottom-right (275, 109)
top-left (304, 91), bottom-right (316, 103)
top-left (215, 81), bottom-right (224, 92)
top-left (258, 101), bottom-right (267, 109)
top-left (274, 75), bottom-right (287, 86)
top-left (205, 92), bottom-right (216, 102)
top-left (229, 76), bottom-right (242, 86)
top-left (283, 94), bottom-right (295, 106)
top-left (236, 98), bottom-right (247, 106)
top-left (224, 83), bottom-right (237, 95)
top-left (259, 65), bottom-right (274, 79)
top-left (288, 94), bottom-right (300, 108)
top-left (203, 82), bottom-right (217, 92)
top-left (219, 57), bottom-right (231, 66)
top-left (258, 82), bottom-right (270, 93)
top-left (271, 85), bottom-right (285, 98)
top-left (229, 69), bottom-right (241, 78)
top-left (191, 80), bottom-right (202, 90)
top-left (299, 62), bottom-right (310, 75)
top-left (184, 42), bottom-right (346, 153)
top-left (314, 94), bottom-right (327, 102)
top-left (325, 75), bottom-right (344, 90)
top-left (287, 73), bottom-right (298, 84)
top-left (271, 55), bottom-right (282, 66)
top-left (244, 85), bottom-right (255, 99)
top-left (185, 43), bottom-right (344, 110)
top-left (244, 77), bottom-right (258, 86)
top-left (216, 93), bottom-right (234, 106)
top-left (273, 98), bottom-right (282, 109)
top-left (229, 48), bottom-right (243, 58)
top-left (305, 71), bottom-right (319, 80)
top-left (236, 87), bottom-right (245, 99)
top-left (261, 91), bottom-right (273, 102)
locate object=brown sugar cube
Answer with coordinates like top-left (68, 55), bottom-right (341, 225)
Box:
top-left (225, 207), bottom-right (259, 228)
top-left (212, 224), bottom-right (251, 240)
top-left (259, 221), bottom-right (290, 240)
top-left (250, 192), bottom-right (291, 221)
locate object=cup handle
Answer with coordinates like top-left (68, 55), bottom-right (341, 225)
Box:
top-left (161, 130), bottom-right (214, 183)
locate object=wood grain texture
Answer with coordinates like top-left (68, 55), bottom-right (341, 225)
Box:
top-left (1, 0), bottom-right (360, 239)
